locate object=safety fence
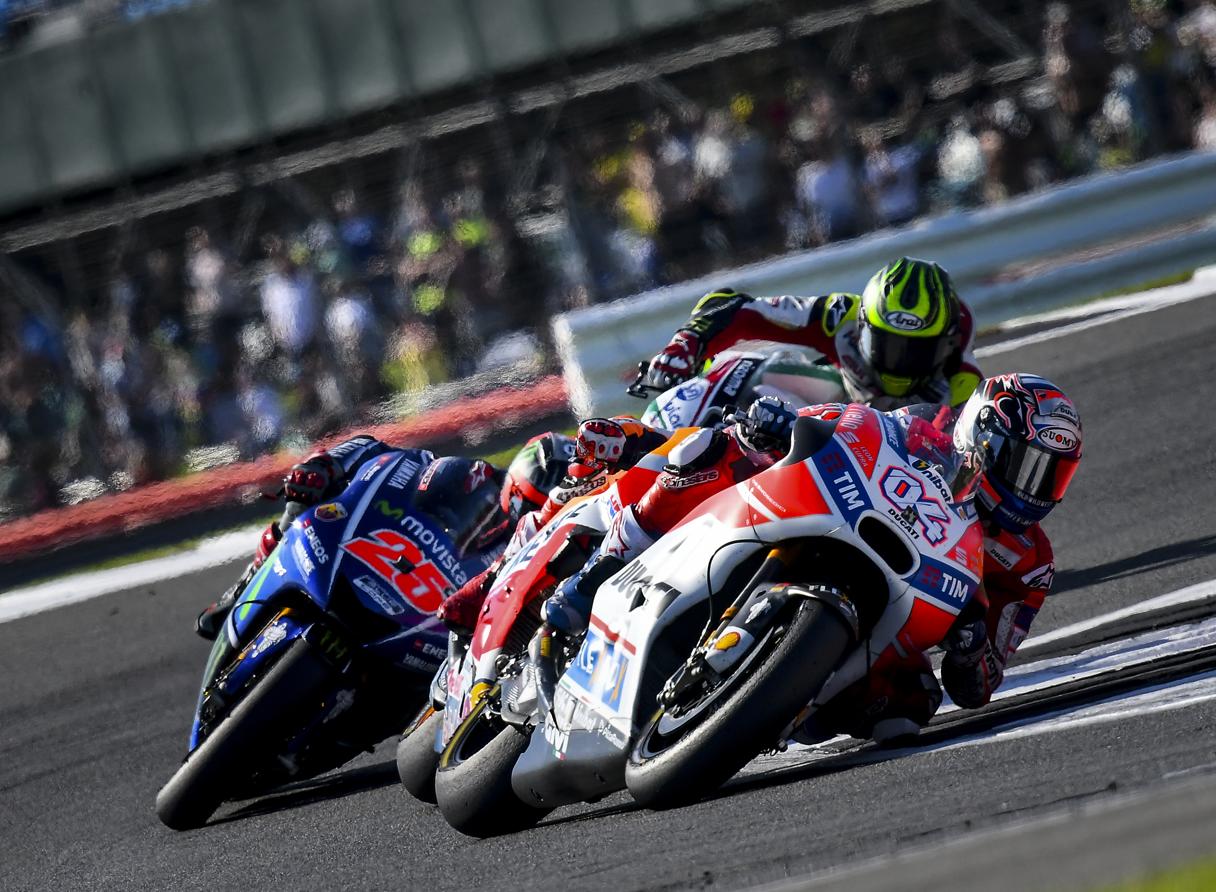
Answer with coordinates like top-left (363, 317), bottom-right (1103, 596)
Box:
top-left (553, 151), bottom-right (1216, 418)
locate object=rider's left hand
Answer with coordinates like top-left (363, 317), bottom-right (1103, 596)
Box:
top-left (283, 453), bottom-right (341, 505)
top-left (736, 396), bottom-right (798, 452)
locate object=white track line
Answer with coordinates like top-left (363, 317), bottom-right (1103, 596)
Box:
top-left (1021, 578), bottom-right (1216, 651)
top-left (0, 525), bottom-right (260, 624)
top-left (977, 274), bottom-right (1215, 357)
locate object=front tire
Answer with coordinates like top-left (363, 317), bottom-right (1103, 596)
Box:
top-left (626, 596), bottom-right (852, 810)
top-left (434, 689), bottom-right (550, 837)
top-left (156, 638), bottom-right (333, 830)
top-left (396, 705), bottom-right (442, 804)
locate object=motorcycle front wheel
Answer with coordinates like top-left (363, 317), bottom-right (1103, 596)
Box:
top-left (434, 687), bottom-right (550, 837)
top-left (155, 637), bottom-right (333, 830)
top-left (626, 594), bottom-right (852, 810)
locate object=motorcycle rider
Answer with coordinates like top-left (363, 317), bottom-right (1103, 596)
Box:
top-left (807, 373), bottom-right (1084, 743)
top-left (545, 373), bottom-right (1082, 745)
top-left (438, 420), bottom-right (669, 635)
top-left (542, 396), bottom-right (801, 633)
top-left (645, 257), bottom-right (982, 411)
top-left (195, 435), bottom-right (515, 641)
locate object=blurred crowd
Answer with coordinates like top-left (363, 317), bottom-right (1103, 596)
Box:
top-left (2, 0), bottom-right (1215, 519)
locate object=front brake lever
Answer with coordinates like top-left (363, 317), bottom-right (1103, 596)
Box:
top-left (626, 361), bottom-right (656, 399)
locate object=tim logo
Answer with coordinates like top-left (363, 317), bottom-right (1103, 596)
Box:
top-left (880, 467), bottom-right (950, 544)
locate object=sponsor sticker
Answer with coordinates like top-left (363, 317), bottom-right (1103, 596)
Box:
top-left (292, 539), bottom-right (315, 577)
top-left (352, 574), bottom-right (404, 615)
top-left (1021, 561), bottom-right (1055, 590)
top-left (884, 310), bottom-right (927, 331)
top-left (1036, 427), bottom-right (1078, 452)
top-left (301, 519), bottom-right (329, 564)
top-left (252, 621), bottom-right (288, 656)
top-left (660, 468), bottom-right (720, 490)
top-left (721, 358), bottom-right (757, 398)
top-left (675, 381), bottom-right (705, 402)
top-left (315, 502), bottom-right (347, 522)
top-left (387, 459), bottom-right (420, 490)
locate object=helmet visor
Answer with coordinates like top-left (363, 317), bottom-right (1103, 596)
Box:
top-left (860, 325), bottom-right (952, 381)
top-left (990, 435), bottom-right (1080, 503)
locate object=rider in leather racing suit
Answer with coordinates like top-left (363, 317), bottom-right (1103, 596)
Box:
top-left (645, 257), bottom-right (982, 411)
top-left (195, 435), bottom-right (516, 640)
top-left (542, 397), bottom-right (799, 632)
top-left (437, 421), bottom-right (669, 634)
top-left (808, 374), bottom-right (1083, 743)
top-left (545, 374), bottom-right (1082, 745)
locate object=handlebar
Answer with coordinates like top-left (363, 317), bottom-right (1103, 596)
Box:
top-left (626, 361), bottom-right (664, 399)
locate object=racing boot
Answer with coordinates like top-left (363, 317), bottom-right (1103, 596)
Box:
top-left (195, 562), bottom-right (255, 641)
top-left (791, 652), bottom-right (942, 748)
top-left (542, 554), bottom-right (626, 634)
top-left (194, 521), bottom-right (281, 640)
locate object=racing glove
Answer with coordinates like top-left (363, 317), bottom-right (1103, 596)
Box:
top-left (645, 330), bottom-right (702, 390)
top-left (575, 418), bottom-right (628, 469)
top-left (736, 396), bottom-right (799, 453)
top-left (283, 452), bottom-right (342, 505)
top-left (941, 615), bottom-right (1004, 709)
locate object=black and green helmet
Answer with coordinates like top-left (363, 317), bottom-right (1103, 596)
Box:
top-left (858, 257), bottom-right (961, 396)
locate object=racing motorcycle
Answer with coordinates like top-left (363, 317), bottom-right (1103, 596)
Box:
top-left (431, 404), bottom-right (984, 833)
top-left (155, 450), bottom-right (496, 830)
top-left (631, 345), bottom-right (844, 430)
top-left (395, 430), bottom-right (700, 819)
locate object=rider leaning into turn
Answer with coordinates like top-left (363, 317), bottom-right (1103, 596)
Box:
top-left (195, 435), bottom-right (525, 641)
top-left (803, 373), bottom-right (1084, 743)
top-left (646, 256), bottom-right (982, 411)
top-left (544, 373), bottom-right (1082, 745)
top-left (437, 420), bottom-right (670, 635)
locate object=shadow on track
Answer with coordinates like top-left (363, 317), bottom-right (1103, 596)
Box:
top-left (688, 654), bottom-right (1216, 811)
top-left (1054, 534), bottom-right (1216, 592)
top-left (213, 759), bottom-right (400, 824)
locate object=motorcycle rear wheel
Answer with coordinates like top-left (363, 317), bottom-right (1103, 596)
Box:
top-left (396, 705), bottom-right (442, 804)
top-left (626, 594), bottom-right (852, 810)
top-left (155, 638), bottom-right (332, 830)
top-left (434, 688), bottom-right (550, 837)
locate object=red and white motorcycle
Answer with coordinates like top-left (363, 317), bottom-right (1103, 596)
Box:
top-left (434, 403), bottom-right (985, 833)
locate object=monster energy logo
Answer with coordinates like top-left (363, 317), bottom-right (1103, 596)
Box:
top-left (375, 499), bottom-right (405, 520)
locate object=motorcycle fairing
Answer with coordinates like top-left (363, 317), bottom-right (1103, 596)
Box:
top-left (188, 450), bottom-right (476, 748)
top-left (520, 404), bottom-right (981, 803)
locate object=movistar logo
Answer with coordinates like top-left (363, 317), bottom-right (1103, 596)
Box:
top-left (375, 499), bottom-right (404, 520)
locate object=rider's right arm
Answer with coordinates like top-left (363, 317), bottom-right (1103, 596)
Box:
top-left (685, 291), bottom-right (852, 360)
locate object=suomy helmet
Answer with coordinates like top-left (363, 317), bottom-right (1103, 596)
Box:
top-left (953, 373), bottom-right (1083, 532)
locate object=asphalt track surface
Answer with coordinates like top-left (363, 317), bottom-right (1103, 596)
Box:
top-left (4, 295), bottom-right (1216, 892)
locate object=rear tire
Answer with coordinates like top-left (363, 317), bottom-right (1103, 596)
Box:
top-left (434, 691), bottom-right (550, 837)
top-left (396, 705), bottom-right (442, 804)
top-left (626, 596), bottom-right (852, 810)
top-left (155, 638), bottom-right (332, 830)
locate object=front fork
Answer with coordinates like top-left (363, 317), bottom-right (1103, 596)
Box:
top-left (660, 542), bottom-right (862, 710)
